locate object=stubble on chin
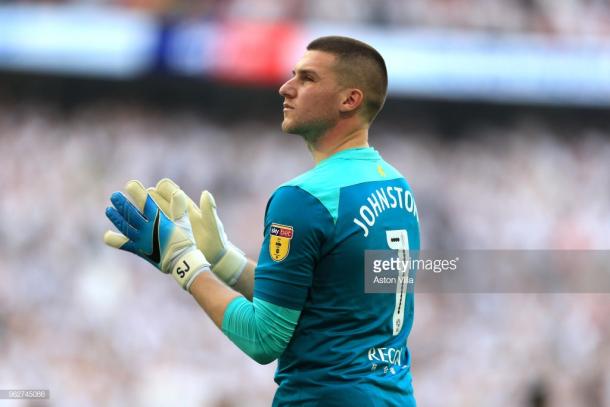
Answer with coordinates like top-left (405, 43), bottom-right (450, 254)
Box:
top-left (281, 116), bottom-right (302, 136)
top-left (282, 118), bottom-right (326, 145)
top-left (281, 119), bottom-right (293, 134)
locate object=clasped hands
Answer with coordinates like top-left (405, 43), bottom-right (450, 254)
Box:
top-left (104, 179), bottom-right (247, 291)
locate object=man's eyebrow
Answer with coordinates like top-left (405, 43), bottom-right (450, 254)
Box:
top-left (292, 68), bottom-right (320, 78)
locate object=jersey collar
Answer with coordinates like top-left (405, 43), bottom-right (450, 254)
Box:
top-left (316, 147), bottom-right (380, 167)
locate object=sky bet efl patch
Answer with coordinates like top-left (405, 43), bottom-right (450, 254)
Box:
top-left (269, 223), bottom-right (293, 262)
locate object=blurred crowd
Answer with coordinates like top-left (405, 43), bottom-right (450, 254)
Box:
top-left (212, 0), bottom-right (610, 37)
top-left (9, 0), bottom-right (610, 37)
top-left (7, 0), bottom-right (610, 36)
top-left (0, 101), bottom-right (609, 406)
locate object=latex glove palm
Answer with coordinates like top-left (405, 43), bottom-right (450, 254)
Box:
top-left (187, 189), bottom-right (248, 286)
top-left (104, 179), bottom-right (209, 291)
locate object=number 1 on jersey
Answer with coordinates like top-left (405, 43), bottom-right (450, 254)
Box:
top-left (386, 229), bottom-right (409, 336)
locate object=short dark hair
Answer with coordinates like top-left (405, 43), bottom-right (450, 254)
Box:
top-left (307, 36), bottom-right (388, 123)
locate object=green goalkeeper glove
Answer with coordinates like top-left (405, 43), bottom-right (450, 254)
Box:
top-left (104, 179), bottom-right (210, 291)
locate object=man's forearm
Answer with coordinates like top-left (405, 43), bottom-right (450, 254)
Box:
top-left (189, 269), bottom-right (300, 365)
top-left (231, 258), bottom-right (256, 301)
top-left (189, 272), bottom-right (241, 329)
top-left (189, 257), bottom-right (255, 328)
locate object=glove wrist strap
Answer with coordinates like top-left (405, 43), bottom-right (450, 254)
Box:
top-left (212, 247), bottom-right (247, 286)
top-left (171, 249), bottom-right (210, 291)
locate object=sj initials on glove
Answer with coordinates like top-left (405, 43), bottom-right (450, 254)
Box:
top-left (104, 179), bottom-right (209, 291)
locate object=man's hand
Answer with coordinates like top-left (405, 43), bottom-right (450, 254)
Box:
top-left (104, 179), bottom-right (209, 291)
top-left (187, 190), bottom-right (248, 286)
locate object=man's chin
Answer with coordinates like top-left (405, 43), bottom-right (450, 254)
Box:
top-left (282, 120), bottom-right (327, 144)
top-left (281, 120), bottom-right (299, 135)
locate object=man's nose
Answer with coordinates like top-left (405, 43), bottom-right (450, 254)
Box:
top-left (279, 78), bottom-right (296, 98)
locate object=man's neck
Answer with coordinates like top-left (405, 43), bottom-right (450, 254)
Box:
top-left (309, 125), bottom-right (369, 164)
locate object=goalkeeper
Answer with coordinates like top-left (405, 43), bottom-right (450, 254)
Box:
top-left (105, 36), bottom-right (420, 406)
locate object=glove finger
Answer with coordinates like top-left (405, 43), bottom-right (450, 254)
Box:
top-left (125, 180), bottom-right (148, 213)
top-left (153, 178), bottom-right (188, 220)
top-left (103, 230), bottom-right (130, 249)
top-left (200, 190), bottom-right (217, 210)
top-left (200, 190), bottom-right (229, 243)
top-left (199, 191), bottom-right (216, 233)
top-left (169, 189), bottom-right (188, 219)
top-left (106, 206), bottom-right (139, 240)
top-left (105, 232), bottom-right (141, 256)
top-left (197, 190), bottom-right (228, 262)
top-left (188, 199), bottom-right (205, 245)
top-left (155, 178), bottom-right (180, 202)
top-left (110, 192), bottom-right (146, 229)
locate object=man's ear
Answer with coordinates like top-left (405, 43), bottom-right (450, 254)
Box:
top-left (339, 88), bottom-right (364, 113)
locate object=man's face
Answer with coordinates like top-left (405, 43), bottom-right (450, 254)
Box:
top-left (278, 50), bottom-right (343, 141)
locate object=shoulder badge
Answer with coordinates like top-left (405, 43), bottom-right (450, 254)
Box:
top-left (269, 223), bottom-right (294, 262)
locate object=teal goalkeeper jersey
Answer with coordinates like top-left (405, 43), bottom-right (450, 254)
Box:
top-left (254, 147), bottom-right (420, 407)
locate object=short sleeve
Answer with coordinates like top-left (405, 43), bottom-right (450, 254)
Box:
top-left (254, 186), bottom-right (333, 310)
